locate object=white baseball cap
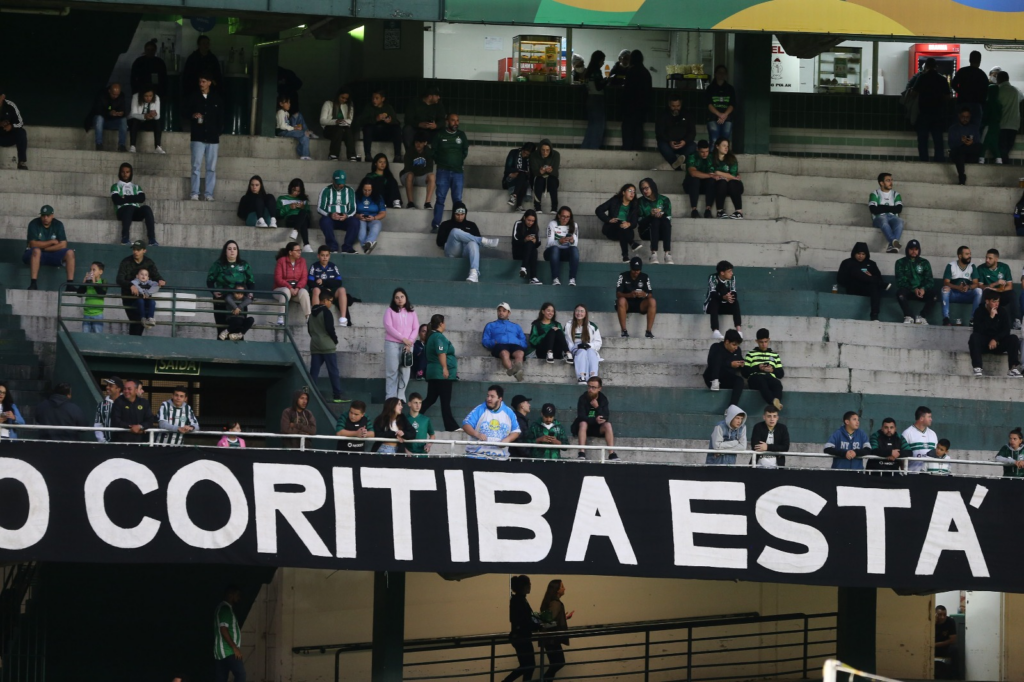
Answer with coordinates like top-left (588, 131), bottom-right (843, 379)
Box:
top-left (497, 302), bottom-right (511, 312)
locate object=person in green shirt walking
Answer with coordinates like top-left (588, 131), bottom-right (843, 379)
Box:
top-left (430, 113), bottom-right (469, 231)
top-left (421, 314), bottom-right (459, 431)
top-left (526, 403), bottom-right (568, 459)
top-left (214, 585), bottom-right (244, 681)
top-left (974, 248), bottom-right (1019, 327)
top-left (403, 86), bottom-right (445, 156)
top-left (356, 89), bottom-right (402, 164)
top-left (894, 239), bottom-right (937, 324)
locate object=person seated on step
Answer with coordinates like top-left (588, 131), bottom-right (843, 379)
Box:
top-left (941, 245), bottom-right (982, 326)
top-left (307, 245), bottom-right (348, 325)
top-left (530, 139), bottom-right (560, 213)
top-left (88, 82), bottom-right (128, 152)
top-left (127, 85), bottom-right (164, 154)
top-left (356, 88), bottom-right (402, 164)
top-left (319, 87), bottom-right (358, 161)
top-left (867, 417), bottom-right (911, 474)
top-left (275, 94), bottom-right (313, 160)
top-left (317, 169), bottom-right (359, 254)
top-left (707, 404), bottom-right (747, 465)
top-left (435, 202), bottom-right (499, 283)
top-left (638, 177), bottom-right (673, 264)
top-left (401, 133), bottom-right (435, 209)
top-left (895, 239), bottom-right (938, 325)
top-left (116, 241), bottom-right (164, 336)
top-left (565, 304), bottom-right (602, 385)
top-left (363, 153), bottom-right (403, 210)
top-left (353, 179), bottom-right (387, 254)
top-left (655, 93), bottom-right (696, 170)
top-left (272, 242), bottom-right (310, 326)
top-left (527, 402), bottom-right (568, 459)
top-left (616, 256), bottom-right (656, 339)
top-left (503, 141), bottom-right (535, 211)
top-left (684, 140), bottom-right (717, 218)
top-left (968, 288), bottom-right (1022, 378)
top-left (597, 183), bottom-right (641, 263)
top-left (277, 178), bottom-right (314, 252)
top-left (528, 302), bottom-right (570, 364)
top-left (224, 284), bottom-right (255, 340)
top-left (512, 208), bottom-right (542, 284)
top-left (111, 162), bottom-right (157, 247)
top-left (948, 106), bottom-right (982, 186)
top-left (868, 172), bottom-right (904, 254)
top-left (837, 242), bottom-right (889, 322)
top-left (824, 411), bottom-right (869, 470)
top-left (752, 404), bottom-right (790, 469)
top-left (236, 175), bottom-right (278, 227)
top-left (708, 138), bottom-right (744, 219)
top-left (572, 376), bottom-right (617, 460)
top-left (974, 248), bottom-right (1020, 329)
top-left (994, 427), bottom-right (1024, 477)
top-left (402, 85), bottom-right (446, 157)
top-left (24, 205), bottom-right (75, 291)
top-left (703, 260), bottom-right (742, 339)
top-left (482, 302), bottom-right (528, 382)
top-left (702, 328), bottom-right (744, 406)
top-left (545, 206), bottom-right (580, 286)
top-left (0, 87), bottom-right (29, 170)
top-left (742, 328), bottom-right (784, 411)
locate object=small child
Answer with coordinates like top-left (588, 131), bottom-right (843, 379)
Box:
top-left (131, 267), bottom-right (160, 328)
top-left (223, 284), bottom-right (255, 341)
top-left (926, 438), bottom-right (952, 475)
top-left (308, 245), bottom-right (348, 324)
top-left (78, 261), bottom-right (108, 333)
top-left (405, 393), bottom-right (435, 455)
top-left (995, 427), bottom-right (1024, 477)
top-left (412, 323), bottom-right (429, 380)
top-left (704, 259), bottom-right (742, 339)
top-left (275, 96), bottom-right (312, 160)
top-left (335, 400), bottom-right (372, 453)
top-left (526, 403), bottom-right (568, 459)
top-left (217, 421), bottom-right (246, 448)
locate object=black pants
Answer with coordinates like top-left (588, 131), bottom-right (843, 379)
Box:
top-left (969, 333), bottom-right (1020, 369)
top-left (533, 176), bottom-right (559, 210)
top-left (423, 379), bottom-right (458, 431)
top-left (362, 122), bottom-right (402, 160)
top-left (504, 172), bottom-right (531, 205)
top-left (226, 314), bottom-right (255, 336)
top-left (541, 643), bottom-right (565, 680)
top-left (996, 289), bottom-right (1020, 321)
top-left (0, 126), bottom-right (27, 162)
top-left (621, 109), bottom-right (646, 151)
top-left (916, 109), bottom-right (945, 161)
top-left (683, 176), bottom-right (715, 210)
top-left (602, 221), bottom-right (636, 260)
top-left (703, 368), bottom-right (744, 405)
top-left (120, 295), bottom-right (145, 336)
top-left (999, 129), bottom-right (1018, 164)
top-left (706, 295), bottom-right (741, 331)
top-left (117, 205), bottom-right (156, 242)
top-left (502, 639), bottom-right (536, 682)
top-left (896, 287), bottom-right (937, 318)
top-left (534, 327), bottom-right (569, 359)
top-left (128, 118), bottom-right (162, 147)
top-left (212, 299), bottom-right (230, 334)
top-left (520, 241), bottom-right (540, 278)
top-left (325, 124), bottom-right (356, 159)
top-left (844, 280), bottom-right (885, 319)
top-left (950, 145), bottom-right (980, 178)
top-left (748, 374), bottom-right (783, 405)
top-left (713, 179), bottom-right (743, 211)
top-left (640, 215), bottom-right (671, 252)
top-left (285, 210), bottom-right (311, 245)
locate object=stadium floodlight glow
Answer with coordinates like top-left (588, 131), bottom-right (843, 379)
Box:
top-left (348, 25), bottom-right (364, 41)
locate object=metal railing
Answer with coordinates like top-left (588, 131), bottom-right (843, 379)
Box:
top-left (292, 611), bottom-right (838, 682)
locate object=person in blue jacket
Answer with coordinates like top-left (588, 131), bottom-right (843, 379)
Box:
top-left (824, 411), bottom-right (870, 470)
top-left (482, 302), bottom-right (528, 382)
top-left (0, 382), bottom-right (26, 438)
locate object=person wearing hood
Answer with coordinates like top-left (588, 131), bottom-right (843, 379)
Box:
top-left (968, 288), bottom-right (1021, 377)
top-left (621, 50), bottom-right (652, 151)
top-left (512, 209), bottom-right (542, 284)
top-left (307, 290), bottom-right (344, 403)
top-left (837, 242), bottom-right (887, 321)
top-left (655, 94), bottom-right (696, 169)
top-left (503, 142), bottom-right (535, 211)
top-left (824, 411), bottom-right (869, 470)
top-left (111, 162), bottom-right (157, 247)
top-left (895, 239), bottom-right (937, 325)
top-left (33, 383), bottom-right (87, 441)
top-left (281, 388), bottom-right (317, 447)
top-left (940, 245), bottom-right (982, 326)
top-left (994, 427), bottom-right (1024, 477)
top-left (363, 153), bottom-right (403, 209)
top-left (703, 328), bottom-right (744, 406)
top-left (868, 417), bottom-right (911, 474)
top-left (436, 202), bottom-right (499, 284)
top-left (530, 139), bottom-right (560, 213)
top-left (237, 175), bottom-right (278, 228)
top-left (638, 177), bottom-right (672, 264)
top-left (707, 404), bottom-right (747, 465)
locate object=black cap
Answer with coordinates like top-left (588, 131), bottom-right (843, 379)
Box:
top-left (511, 395), bottom-right (531, 409)
top-left (103, 376), bottom-right (124, 389)
top-left (541, 403), bottom-right (556, 417)
top-left (629, 256), bottom-right (643, 270)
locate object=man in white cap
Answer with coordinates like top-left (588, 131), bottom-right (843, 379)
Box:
top-left (481, 302), bottom-right (527, 382)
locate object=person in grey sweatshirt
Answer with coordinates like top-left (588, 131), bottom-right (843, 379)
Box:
top-left (707, 404), bottom-right (747, 465)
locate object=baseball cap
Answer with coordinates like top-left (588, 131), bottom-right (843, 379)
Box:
top-left (131, 239), bottom-right (147, 250)
top-left (332, 169), bottom-right (346, 184)
top-left (454, 206), bottom-right (467, 214)
top-left (511, 395), bottom-right (531, 409)
top-left (497, 302), bottom-right (511, 312)
top-left (103, 376), bottom-right (124, 389)
top-left (541, 403), bottom-right (556, 417)
top-left (629, 256), bottom-right (643, 270)
top-left (39, 205), bottom-right (54, 216)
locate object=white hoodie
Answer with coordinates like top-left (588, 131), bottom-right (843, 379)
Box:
top-left (129, 95), bottom-right (161, 121)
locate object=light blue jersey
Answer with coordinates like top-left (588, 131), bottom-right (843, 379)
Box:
top-left (463, 402), bottom-right (521, 459)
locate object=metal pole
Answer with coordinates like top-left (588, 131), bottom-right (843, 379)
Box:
top-left (644, 630), bottom-right (650, 682)
top-left (802, 616), bottom-right (809, 679)
top-left (335, 649), bottom-right (342, 682)
top-left (686, 627), bottom-right (692, 682)
top-left (489, 639), bottom-right (496, 682)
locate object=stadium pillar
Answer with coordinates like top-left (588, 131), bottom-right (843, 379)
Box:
top-left (733, 33), bottom-right (771, 155)
top-left (837, 587), bottom-right (877, 673)
top-left (257, 40), bottom-right (279, 137)
top-left (371, 571), bottom-right (406, 681)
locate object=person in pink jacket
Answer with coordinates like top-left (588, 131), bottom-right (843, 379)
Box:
top-left (383, 287), bottom-right (420, 400)
top-left (217, 421), bottom-right (246, 448)
top-left (273, 242), bottom-right (311, 325)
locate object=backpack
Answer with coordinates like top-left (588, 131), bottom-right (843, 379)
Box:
top-left (1015, 190), bottom-right (1024, 236)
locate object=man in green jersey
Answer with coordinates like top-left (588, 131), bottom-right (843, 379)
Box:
top-left (973, 248), bottom-right (1019, 328)
top-left (214, 585), bottom-right (244, 681)
top-left (683, 140), bottom-right (716, 218)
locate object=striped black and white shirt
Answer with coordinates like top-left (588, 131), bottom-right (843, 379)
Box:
top-left (156, 399), bottom-right (199, 445)
top-left (94, 396), bottom-right (113, 442)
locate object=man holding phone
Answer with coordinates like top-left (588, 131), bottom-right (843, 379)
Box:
top-left (948, 106), bottom-right (982, 186)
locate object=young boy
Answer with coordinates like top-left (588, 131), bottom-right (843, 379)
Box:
top-left (131, 267), bottom-right (160, 328)
top-left (707, 403), bottom-right (746, 465)
top-left (703, 259), bottom-right (742, 339)
top-left (927, 438), bottom-right (951, 475)
top-left (527, 403), bottom-right (568, 460)
top-left (405, 393), bottom-right (435, 455)
top-left (307, 245), bottom-right (348, 324)
top-left (77, 261), bottom-right (108, 333)
top-left (995, 427), bottom-right (1024, 477)
top-left (824, 411), bottom-right (870, 470)
top-left (308, 291), bottom-right (343, 402)
top-left (751, 404), bottom-right (790, 468)
top-left (335, 400), bottom-right (373, 453)
top-left (224, 284), bottom-right (255, 341)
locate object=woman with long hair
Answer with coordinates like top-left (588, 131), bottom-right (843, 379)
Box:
top-left (319, 87), bottom-right (358, 161)
top-left (383, 287), bottom-right (419, 402)
top-left (0, 382), bottom-right (26, 439)
top-left (544, 206), bottom-right (580, 286)
top-left (277, 178), bottom-right (313, 251)
top-left (581, 51), bottom-right (607, 150)
top-left (638, 177), bottom-right (673, 263)
top-left (364, 153), bottom-right (403, 209)
top-left (502, 575), bottom-right (537, 682)
top-left (128, 86), bottom-right (163, 153)
top-left (564, 304), bottom-right (602, 384)
top-left (354, 179), bottom-right (387, 253)
top-left (371, 397), bottom-right (414, 454)
top-left (539, 579), bottom-right (571, 680)
top-left (272, 241), bottom-right (310, 326)
top-left (421, 314), bottom-right (459, 431)
top-left (529, 302), bottom-right (570, 364)
top-left (207, 239), bottom-right (255, 339)
top-left (709, 138), bottom-right (744, 219)
top-left (237, 175), bottom-right (278, 227)
top-left (512, 209), bottom-right (542, 284)
top-left (596, 185), bottom-right (640, 263)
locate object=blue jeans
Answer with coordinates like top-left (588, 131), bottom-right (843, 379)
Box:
top-left (94, 115), bottom-right (127, 147)
top-left (310, 352), bottom-right (342, 399)
top-left (445, 229), bottom-right (481, 271)
top-left (214, 656), bottom-right (246, 682)
top-left (544, 245), bottom-right (579, 280)
top-left (706, 120), bottom-right (732, 143)
top-left (942, 287), bottom-right (983, 319)
top-left (433, 169), bottom-right (464, 228)
top-left (582, 97), bottom-right (606, 149)
top-left (277, 112), bottom-right (310, 157)
top-left (357, 219), bottom-right (382, 244)
top-left (82, 314), bottom-right (104, 333)
top-left (872, 213), bottom-right (904, 244)
top-left (319, 214), bottom-right (359, 253)
top-left (136, 298), bottom-right (156, 318)
top-left (190, 141), bottom-right (219, 198)
top-left (657, 140), bottom-right (695, 166)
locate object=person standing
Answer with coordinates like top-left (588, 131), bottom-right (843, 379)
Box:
top-left (183, 74), bottom-right (224, 201)
top-left (462, 385), bottom-right (522, 460)
top-left (156, 386), bottom-right (200, 445)
top-left (707, 404), bottom-right (747, 465)
top-left (868, 418), bottom-right (910, 474)
top-left (868, 173), bottom-right (904, 254)
top-left (824, 411), bottom-right (869, 470)
top-left (111, 162), bottom-right (158, 246)
top-left (705, 65), bottom-right (736, 143)
top-left (742, 328), bottom-right (784, 411)
top-left (0, 88), bottom-right (28, 170)
top-left (581, 51), bottom-right (607, 150)
top-left (421, 314), bottom-right (459, 432)
top-left (751, 405), bottom-right (789, 468)
top-left (902, 406), bottom-right (939, 472)
top-left (911, 58), bottom-right (950, 162)
top-left (968, 289), bottom-right (1021, 377)
top-left (502, 575), bottom-right (538, 682)
top-left (182, 35), bottom-right (222, 97)
top-left (130, 39), bottom-right (167, 98)
top-left (93, 377), bottom-right (121, 442)
top-left (33, 383), bottom-right (87, 441)
top-left (615, 257), bottom-right (656, 338)
top-left (116, 241), bottom-right (165, 336)
top-left (319, 88), bottom-right (358, 161)
top-left (572, 376), bottom-right (616, 460)
top-left (110, 378), bottom-right (156, 443)
top-left (213, 585), bottom-right (245, 682)
top-left (308, 290), bottom-right (344, 403)
top-left (951, 50), bottom-right (989, 125)
top-left (538, 580), bottom-right (571, 681)
top-left (940, 245), bottom-right (981, 326)
top-left (89, 83), bottom-right (128, 152)
top-left (431, 113), bottom-right (469, 231)
top-left (894, 239), bottom-right (937, 325)
top-left (654, 95), bottom-right (696, 169)
top-left (383, 287), bottom-right (419, 402)
top-left (621, 50), bottom-right (652, 151)
top-left (995, 71), bottom-right (1022, 164)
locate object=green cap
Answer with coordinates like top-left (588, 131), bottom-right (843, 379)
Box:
top-left (39, 205), bottom-right (54, 216)
top-left (131, 239), bottom-right (147, 250)
top-left (332, 169), bottom-right (346, 184)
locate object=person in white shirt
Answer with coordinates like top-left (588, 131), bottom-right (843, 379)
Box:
top-left (565, 304), bottom-right (602, 384)
top-left (902, 405), bottom-right (938, 472)
top-left (461, 385), bottom-right (521, 460)
top-left (276, 95), bottom-right (312, 160)
top-left (127, 86), bottom-right (164, 154)
top-left (319, 88), bottom-right (358, 161)
top-left (544, 206), bottom-right (580, 286)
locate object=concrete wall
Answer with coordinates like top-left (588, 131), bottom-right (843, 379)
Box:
top-left (876, 590), bottom-right (934, 680)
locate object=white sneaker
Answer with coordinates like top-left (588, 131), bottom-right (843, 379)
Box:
top-left (903, 316), bottom-right (914, 324)
top-left (520, 267), bottom-right (527, 278)
top-left (269, 217), bottom-right (278, 228)
top-left (300, 156), bottom-right (312, 161)
top-left (129, 145), bottom-right (137, 153)
top-left (190, 194), bottom-right (199, 201)
top-left (275, 315), bottom-right (285, 326)
top-left (650, 253), bottom-right (659, 264)
top-left (529, 277), bottom-right (542, 285)
top-left (338, 317), bottom-right (348, 326)
top-left (301, 244), bottom-right (314, 253)
top-left (154, 146), bottom-right (166, 154)
top-left (481, 237), bottom-right (499, 248)
top-left (228, 333), bottom-right (243, 341)
top-left (664, 252), bottom-right (674, 264)
top-left (712, 330), bottom-right (724, 340)
top-left (710, 379), bottom-right (720, 391)
top-left (546, 351), bottom-right (554, 363)
top-left (736, 329), bottom-right (743, 340)
top-left (289, 229), bottom-right (299, 239)
top-left (979, 158), bottom-right (986, 164)
top-left (255, 218), bottom-right (268, 227)
top-left (466, 269), bottom-right (479, 283)
top-left (392, 200), bottom-right (402, 209)
top-left (507, 197), bottom-right (516, 207)
top-left (915, 317), bottom-right (928, 325)
top-left (552, 278), bottom-right (561, 286)
top-left (1014, 319), bottom-right (1023, 331)
top-left (568, 278), bottom-right (576, 286)
top-left (996, 158), bottom-right (1004, 164)
top-left (973, 367), bottom-right (983, 377)
top-left (218, 329), bottom-right (229, 340)
top-left (1010, 368), bottom-right (1023, 378)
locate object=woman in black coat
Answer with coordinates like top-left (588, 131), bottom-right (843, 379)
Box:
top-left (363, 153), bottom-right (403, 209)
top-left (371, 397), bottom-right (414, 455)
top-left (621, 49), bottom-right (653, 151)
top-left (512, 209), bottom-right (541, 283)
top-left (502, 575), bottom-right (538, 682)
top-left (236, 175), bottom-right (278, 227)
top-left (596, 184), bottom-right (640, 262)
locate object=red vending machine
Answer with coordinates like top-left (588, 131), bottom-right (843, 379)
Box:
top-left (908, 44), bottom-right (960, 80)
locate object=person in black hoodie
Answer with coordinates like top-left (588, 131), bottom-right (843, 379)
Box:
top-left (110, 378), bottom-right (156, 443)
top-left (512, 209), bottom-right (542, 283)
top-left (0, 89), bottom-right (28, 170)
top-left (703, 328), bottom-right (744, 405)
top-left (363, 153), bottom-right (403, 209)
top-left (969, 288), bottom-right (1022, 377)
top-left (183, 72), bottom-right (224, 201)
top-left (596, 184), bottom-right (641, 262)
top-left (502, 575), bottom-right (538, 682)
top-left (503, 142), bottom-right (535, 210)
top-left (654, 94), bottom-right (696, 168)
top-left (237, 175), bottom-right (278, 227)
top-left (88, 83), bottom-right (128, 152)
top-left (33, 383), bottom-right (87, 440)
top-left (621, 49), bottom-right (653, 151)
top-left (751, 405), bottom-right (790, 468)
top-left (868, 417), bottom-right (911, 473)
top-left (436, 202), bottom-right (499, 283)
top-left (837, 242), bottom-right (888, 321)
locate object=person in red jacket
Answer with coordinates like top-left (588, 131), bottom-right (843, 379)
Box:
top-left (273, 242), bottom-right (310, 326)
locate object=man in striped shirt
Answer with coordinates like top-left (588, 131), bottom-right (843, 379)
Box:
top-left (93, 376), bottom-right (122, 442)
top-left (742, 328), bottom-right (784, 411)
top-left (214, 585), bottom-right (244, 681)
top-left (157, 386), bottom-right (199, 445)
top-left (316, 169), bottom-right (358, 254)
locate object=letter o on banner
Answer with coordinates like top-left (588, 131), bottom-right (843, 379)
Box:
top-left (0, 458), bottom-right (49, 550)
top-left (167, 460), bottom-right (248, 549)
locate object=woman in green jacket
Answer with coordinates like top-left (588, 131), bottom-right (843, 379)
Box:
top-left (277, 178), bottom-right (313, 251)
top-left (207, 240), bottom-right (255, 340)
top-left (421, 314), bottom-right (459, 431)
top-left (528, 302), bottom-right (570, 364)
